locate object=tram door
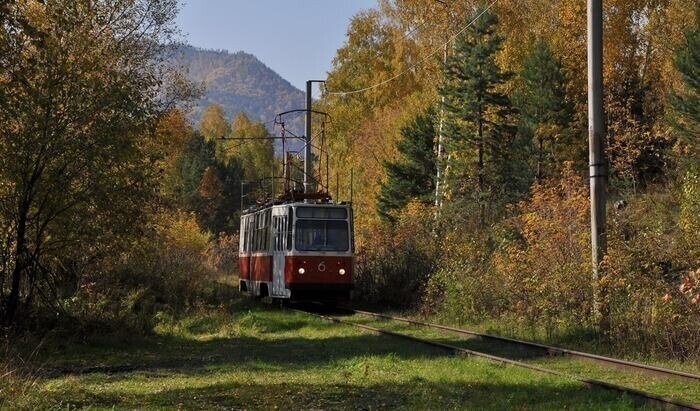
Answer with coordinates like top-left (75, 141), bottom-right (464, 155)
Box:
top-left (271, 211), bottom-right (286, 297)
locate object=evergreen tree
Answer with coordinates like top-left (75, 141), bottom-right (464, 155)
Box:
top-left (377, 108), bottom-right (437, 222)
top-left (515, 39), bottom-right (573, 180)
top-left (172, 133), bottom-right (243, 234)
top-left (668, 5), bottom-right (699, 160)
top-left (438, 7), bottom-right (515, 222)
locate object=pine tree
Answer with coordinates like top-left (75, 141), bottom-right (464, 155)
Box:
top-left (438, 7), bottom-right (515, 222)
top-left (668, 5), bottom-right (699, 160)
top-left (516, 39), bottom-right (573, 180)
top-left (377, 108), bottom-right (437, 222)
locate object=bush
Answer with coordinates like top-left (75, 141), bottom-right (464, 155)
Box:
top-left (493, 163), bottom-right (592, 334)
top-left (422, 230), bottom-right (504, 323)
top-left (602, 182), bottom-right (700, 359)
top-left (69, 211), bottom-right (221, 332)
top-left (354, 201), bottom-right (437, 307)
top-left (423, 164), bottom-right (592, 334)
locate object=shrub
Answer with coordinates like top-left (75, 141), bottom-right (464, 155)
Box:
top-left (422, 230), bottom-right (503, 323)
top-left (69, 211), bottom-right (219, 332)
top-left (602, 183), bottom-right (700, 359)
top-left (492, 163), bottom-right (592, 334)
top-left (354, 201), bottom-right (437, 307)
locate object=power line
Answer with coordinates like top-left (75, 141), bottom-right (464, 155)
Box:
top-left (325, 0), bottom-right (498, 96)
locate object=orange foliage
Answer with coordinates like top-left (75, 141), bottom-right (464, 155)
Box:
top-left (493, 162), bottom-right (592, 331)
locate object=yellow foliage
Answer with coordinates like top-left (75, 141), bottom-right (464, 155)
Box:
top-left (493, 163), bottom-right (592, 330)
top-left (156, 210), bottom-right (211, 256)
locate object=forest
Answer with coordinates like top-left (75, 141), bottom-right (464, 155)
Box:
top-left (320, 0), bottom-right (699, 359)
top-left (0, 1), bottom-right (698, 403)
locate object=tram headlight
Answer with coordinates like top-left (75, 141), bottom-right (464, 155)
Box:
top-left (339, 268), bottom-right (346, 275)
top-left (298, 268), bottom-right (305, 274)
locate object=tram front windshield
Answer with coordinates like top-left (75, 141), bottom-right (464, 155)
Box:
top-left (295, 220), bottom-right (349, 251)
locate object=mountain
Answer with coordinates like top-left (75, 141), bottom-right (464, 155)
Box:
top-left (173, 45), bottom-right (305, 142)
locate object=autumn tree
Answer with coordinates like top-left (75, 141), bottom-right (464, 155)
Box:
top-left (200, 104), bottom-right (229, 141)
top-left (438, 7), bottom-right (516, 223)
top-left (230, 112), bottom-right (275, 187)
top-left (377, 108), bottom-right (437, 222)
top-left (0, 0), bottom-right (181, 324)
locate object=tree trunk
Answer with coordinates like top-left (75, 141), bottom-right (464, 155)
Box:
top-left (537, 135), bottom-right (544, 181)
top-left (477, 118), bottom-right (484, 224)
top-left (4, 201), bottom-right (29, 325)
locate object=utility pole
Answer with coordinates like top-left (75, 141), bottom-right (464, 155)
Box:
top-left (303, 80), bottom-right (325, 197)
top-left (304, 80), bottom-right (313, 196)
top-left (587, 0), bottom-right (606, 321)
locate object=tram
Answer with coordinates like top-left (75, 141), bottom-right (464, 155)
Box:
top-left (238, 197), bottom-right (354, 302)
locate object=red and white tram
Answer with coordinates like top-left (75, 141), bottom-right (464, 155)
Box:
top-left (238, 201), bottom-right (354, 302)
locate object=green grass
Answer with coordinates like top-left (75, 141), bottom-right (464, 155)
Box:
top-left (340, 312), bottom-right (700, 405)
top-left (414, 312), bottom-right (700, 377)
top-left (1, 298), bottom-right (647, 409)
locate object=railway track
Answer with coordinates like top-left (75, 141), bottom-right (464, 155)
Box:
top-left (292, 306), bottom-right (700, 411)
top-left (345, 308), bottom-right (700, 383)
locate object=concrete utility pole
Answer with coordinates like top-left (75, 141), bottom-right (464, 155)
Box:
top-left (304, 80), bottom-right (313, 195)
top-left (587, 0), bottom-right (606, 319)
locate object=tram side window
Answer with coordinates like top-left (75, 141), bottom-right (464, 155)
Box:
top-left (273, 216), bottom-right (280, 251)
top-left (287, 208), bottom-right (293, 251)
top-left (265, 209), bottom-right (272, 252)
top-left (249, 215), bottom-right (254, 252)
top-left (249, 217), bottom-right (254, 252)
top-left (243, 216), bottom-right (248, 252)
top-left (258, 212), bottom-right (263, 252)
top-left (256, 212), bottom-right (263, 252)
top-left (272, 217), bottom-right (277, 251)
top-left (253, 213), bottom-right (259, 252)
top-left (281, 216), bottom-right (286, 251)
top-left (279, 216), bottom-right (283, 251)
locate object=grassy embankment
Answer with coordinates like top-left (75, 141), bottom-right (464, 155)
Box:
top-left (0, 294), bottom-right (646, 409)
top-left (340, 312), bottom-right (700, 405)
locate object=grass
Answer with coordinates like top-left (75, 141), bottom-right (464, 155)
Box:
top-left (420, 313), bottom-right (700, 376)
top-left (0, 296), bottom-right (647, 410)
top-left (340, 311), bottom-right (700, 405)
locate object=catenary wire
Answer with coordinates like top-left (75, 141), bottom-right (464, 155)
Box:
top-left (325, 0), bottom-right (498, 96)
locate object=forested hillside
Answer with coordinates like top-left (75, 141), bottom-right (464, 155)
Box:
top-left (173, 45), bottom-right (305, 140)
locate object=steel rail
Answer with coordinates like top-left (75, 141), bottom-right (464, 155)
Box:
top-left (344, 308), bottom-right (700, 383)
top-left (292, 307), bottom-right (699, 411)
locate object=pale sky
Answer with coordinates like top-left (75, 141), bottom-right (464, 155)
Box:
top-left (176, 0), bottom-right (378, 91)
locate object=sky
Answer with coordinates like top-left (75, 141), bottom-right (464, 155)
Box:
top-left (176, 0), bottom-right (378, 92)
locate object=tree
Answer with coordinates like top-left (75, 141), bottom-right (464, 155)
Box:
top-left (0, 0), bottom-right (181, 324)
top-left (170, 133), bottom-right (242, 235)
top-left (668, 5), bottom-right (699, 160)
top-left (438, 7), bottom-right (516, 223)
top-left (230, 112), bottom-right (275, 186)
top-left (515, 39), bottom-right (573, 180)
top-left (199, 104), bottom-right (229, 141)
top-left (377, 108), bottom-right (437, 222)
top-left (199, 104), bottom-right (232, 161)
